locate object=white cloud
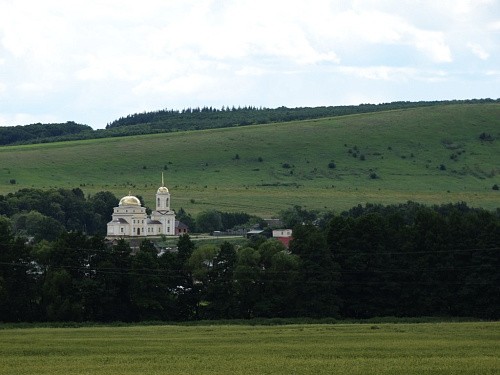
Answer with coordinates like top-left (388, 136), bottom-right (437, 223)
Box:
top-left (336, 66), bottom-right (448, 82)
top-left (133, 74), bottom-right (215, 96)
top-left (337, 66), bottom-right (414, 81)
top-left (489, 21), bottom-right (500, 31)
top-left (235, 66), bottom-right (267, 77)
top-left (467, 43), bottom-right (490, 60)
top-left (413, 30), bottom-right (452, 63)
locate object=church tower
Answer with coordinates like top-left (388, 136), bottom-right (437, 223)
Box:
top-left (150, 173), bottom-right (176, 235)
top-left (156, 172), bottom-right (171, 211)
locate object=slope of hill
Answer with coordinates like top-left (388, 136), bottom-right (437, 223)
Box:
top-left (1, 99), bottom-right (498, 147)
top-left (0, 103), bottom-right (498, 216)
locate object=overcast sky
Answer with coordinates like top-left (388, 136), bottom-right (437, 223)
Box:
top-left (1, 0), bottom-right (499, 129)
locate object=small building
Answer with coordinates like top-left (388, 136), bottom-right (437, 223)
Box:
top-left (246, 229), bottom-right (265, 239)
top-left (175, 221), bottom-right (189, 235)
top-left (264, 218), bottom-right (284, 228)
top-left (272, 229), bottom-right (292, 238)
top-left (272, 229), bottom-right (293, 248)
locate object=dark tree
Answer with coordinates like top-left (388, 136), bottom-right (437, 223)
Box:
top-left (290, 224), bottom-right (340, 318)
top-left (205, 242), bottom-right (238, 318)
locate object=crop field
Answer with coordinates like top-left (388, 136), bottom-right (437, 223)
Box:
top-left (0, 322), bottom-right (498, 375)
top-left (0, 103), bottom-right (498, 216)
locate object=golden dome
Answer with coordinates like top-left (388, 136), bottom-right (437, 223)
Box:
top-left (157, 172), bottom-right (169, 194)
top-left (119, 195), bottom-right (141, 206)
top-left (157, 186), bottom-right (169, 194)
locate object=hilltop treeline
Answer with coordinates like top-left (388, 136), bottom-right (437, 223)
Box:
top-left (105, 99), bottom-right (499, 130)
top-left (2, 98), bottom-right (498, 146)
top-left (0, 122), bottom-right (92, 146)
top-left (0, 201), bottom-right (498, 322)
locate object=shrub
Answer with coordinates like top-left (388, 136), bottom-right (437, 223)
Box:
top-left (369, 172), bottom-right (379, 179)
top-left (479, 132), bottom-right (494, 141)
top-left (439, 164), bottom-right (447, 171)
top-left (493, 184), bottom-right (499, 191)
top-left (282, 163), bottom-right (292, 169)
top-left (328, 162), bottom-right (336, 169)
top-left (9, 179), bottom-right (16, 185)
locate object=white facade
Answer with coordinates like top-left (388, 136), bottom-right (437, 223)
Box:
top-left (107, 175), bottom-right (176, 237)
top-left (272, 229), bottom-right (293, 238)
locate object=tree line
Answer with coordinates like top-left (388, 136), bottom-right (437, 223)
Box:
top-left (0, 201), bottom-right (498, 322)
top-left (2, 99), bottom-right (498, 146)
top-left (0, 188), bottom-right (262, 241)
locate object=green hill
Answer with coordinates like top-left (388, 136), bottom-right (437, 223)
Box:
top-left (0, 103), bottom-right (498, 216)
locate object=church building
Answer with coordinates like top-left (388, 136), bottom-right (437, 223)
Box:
top-left (106, 174), bottom-right (176, 238)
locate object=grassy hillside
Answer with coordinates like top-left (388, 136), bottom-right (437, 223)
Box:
top-left (0, 103), bottom-right (498, 216)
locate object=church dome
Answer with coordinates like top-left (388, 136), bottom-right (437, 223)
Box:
top-left (157, 186), bottom-right (169, 194)
top-left (119, 195), bottom-right (141, 206)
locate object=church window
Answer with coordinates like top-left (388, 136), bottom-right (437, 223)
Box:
top-left (121, 228), bottom-right (124, 233)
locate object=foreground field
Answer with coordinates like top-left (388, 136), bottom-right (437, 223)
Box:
top-left (0, 103), bottom-right (499, 216)
top-left (0, 322), bottom-right (498, 375)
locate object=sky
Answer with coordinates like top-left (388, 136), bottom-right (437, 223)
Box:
top-left (0, 0), bottom-right (499, 129)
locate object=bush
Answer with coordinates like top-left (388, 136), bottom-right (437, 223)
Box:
top-left (479, 132), bottom-right (494, 141)
top-left (493, 184), bottom-right (499, 191)
top-left (282, 163), bottom-right (292, 169)
top-left (9, 179), bottom-right (16, 184)
top-left (369, 172), bottom-right (379, 179)
top-left (328, 162), bottom-right (336, 169)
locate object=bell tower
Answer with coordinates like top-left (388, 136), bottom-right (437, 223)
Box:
top-left (156, 173), bottom-right (171, 211)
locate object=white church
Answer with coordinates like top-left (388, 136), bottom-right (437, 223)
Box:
top-left (107, 174), bottom-right (176, 238)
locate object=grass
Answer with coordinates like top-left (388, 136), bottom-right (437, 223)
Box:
top-left (0, 322), bottom-right (498, 374)
top-left (0, 103), bottom-right (499, 216)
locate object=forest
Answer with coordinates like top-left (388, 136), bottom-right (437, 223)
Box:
top-left (0, 191), bottom-right (498, 322)
top-left (1, 98), bottom-right (498, 146)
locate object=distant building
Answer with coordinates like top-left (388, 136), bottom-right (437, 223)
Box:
top-left (175, 220), bottom-right (189, 235)
top-left (264, 218), bottom-right (284, 228)
top-left (246, 229), bottom-right (265, 239)
top-left (106, 174), bottom-right (176, 238)
top-left (272, 229), bottom-right (293, 248)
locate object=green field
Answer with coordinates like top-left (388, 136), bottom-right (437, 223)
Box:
top-left (1, 103), bottom-right (499, 216)
top-left (0, 322), bottom-right (498, 374)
